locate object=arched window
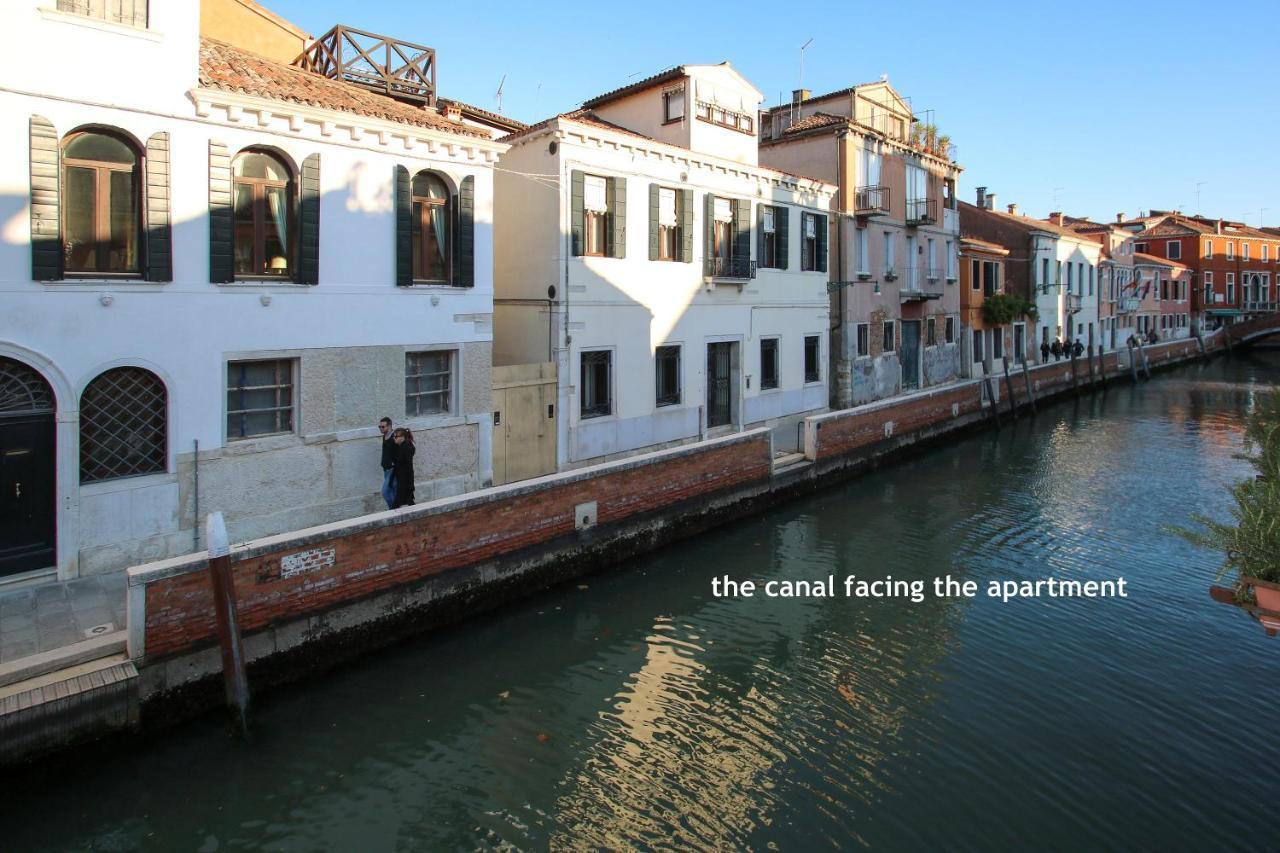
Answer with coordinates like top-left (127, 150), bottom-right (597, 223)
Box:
top-left (80, 368), bottom-right (167, 483)
top-left (62, 130), bottom-right (141, 275)
top-left (0, 357), bottom-right (55, 415)
top-left (233, 150), bottom-right (294, 278)
top-left (412, 172), bottom-right (450, 282)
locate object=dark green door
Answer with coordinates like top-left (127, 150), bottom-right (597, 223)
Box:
top-left (0, 358), bottom-right (57, 577)
top-left (706, 342), bottom-right (734, 428)
top-left (901, 320), bottom-right (921, 390)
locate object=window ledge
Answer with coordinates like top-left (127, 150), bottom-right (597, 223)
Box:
top-left (38, 8), bottom-right (162, 41)
top-left (79, 471), bottom-right (176, 496)
top-left (223, 433), bottom-right (300, 456)
top-left (402, 413), bottom-right (468, 431)
top-left (222, 280), bottom-right (310, 288)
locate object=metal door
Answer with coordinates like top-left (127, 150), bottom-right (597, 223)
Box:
top-left (0, 358), bottom-right (57, 577)
top-left (706, 342), bottom-right (733, 428)
top-left (900, 320), bottom-right (921, 390)
top-left (491, 362), bottom-right (557, 486)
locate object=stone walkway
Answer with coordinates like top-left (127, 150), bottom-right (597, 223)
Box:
top-left (0, 575), bottom-right (126, 664)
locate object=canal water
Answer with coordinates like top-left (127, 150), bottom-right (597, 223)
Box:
top-left (8, 353), bottom-right (1280, 851)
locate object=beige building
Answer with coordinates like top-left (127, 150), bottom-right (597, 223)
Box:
top-left (759, 81), bottom-right (963, 407)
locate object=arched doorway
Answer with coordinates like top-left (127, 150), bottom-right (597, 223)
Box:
top-left (0, 357), bottom-right (56, 577)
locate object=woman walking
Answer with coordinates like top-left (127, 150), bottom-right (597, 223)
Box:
top-left (391, 427), bottom-right (416, 508)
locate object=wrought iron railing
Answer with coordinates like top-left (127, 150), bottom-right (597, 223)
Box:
top-left (704, 256), bottom-right (757, 280)
top-left (298, 25), bottom-right (437, 105)
top-left (1119, 297), bottom-right (1139, 313)
top-left (1066, 293), bottom-right (1083, 314)
top-left (855, 186), bottom-right (890, 214)
top-left (906, 197), bottom-right (937, 226)
top-left (1244, 301), bottom-right (1277, 313)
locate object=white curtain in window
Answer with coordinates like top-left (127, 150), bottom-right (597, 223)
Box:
top-left (713, 198), bottom-right (732, 223)
top-left (429, 204), bottom-right (447, 268)
top-left (585, 176), bottom-right (607, 212)
top-left (762, 206), bottom-right (775, 233)
top-left (266, 190), bottom-right (288, 259)
top-left (659, 188), bottom-right (677, 226)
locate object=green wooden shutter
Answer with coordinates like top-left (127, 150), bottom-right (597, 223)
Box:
top-left (704, 192), bottom-right (715, 267)
top-left (680, 188), bottom-right (693, 263)
top-left (208, 139), bottom-right (233, 283)
top-left (144, 132), bottom-right (172, 282)
top-left (570, 169), bottom-right (584, 256)
top-left (297, 153), bottom-right (320, 285)
top-left (609, 176), bottom-right (626, 259)
top-left (29, 115), bottom-right (61, 281)
top-left (648, 183), bottom-right (660, 261)
top-left (454, 175), bottom-right (475, 288)
top-left (777, 206), bottom-right (789, 270)
top-left (816, 213), bottom-right (828, 274)
top-left (733, 198), bottom-right (751, 266)
top-left (757, 204), bottom-right (765, 266)
top-left (394, 165), bottom-right (411, 286)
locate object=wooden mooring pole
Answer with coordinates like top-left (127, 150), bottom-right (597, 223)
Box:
top-left (984, 374), bottom-right (1002, 428)
top-left (1021, 361), bottom-right (1037, 414)
top-left (1128, 341), bottom-right (1139, 383)
top-left (1096, 347), bottom-right (1107, 391)
top-left (1002, 359), bottom-right (1018, 418)
top-left (1086, 345), bottom-right (1096, 388)
top-left (1069, 349), bottom-right (1079, 395)
top-left (207, 512), bottom-right (251, 734)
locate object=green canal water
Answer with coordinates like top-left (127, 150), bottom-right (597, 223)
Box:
top-left (7, 353), bottom-right (1280, 851)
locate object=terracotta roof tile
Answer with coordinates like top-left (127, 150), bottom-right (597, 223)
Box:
top-left (498, 109), bottom-right (656, 145)
top-left (780, 112), bottom-right (847, 135)
top-left (580, 67), bottom-right (687, 109)
top-left (198, 38), bottom-right (490, 140)
top-left (1133, 251), bottom-right (1187, 270)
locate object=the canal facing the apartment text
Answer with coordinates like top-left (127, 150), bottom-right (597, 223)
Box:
top-left (7, 351), bottom-right (1280, 850)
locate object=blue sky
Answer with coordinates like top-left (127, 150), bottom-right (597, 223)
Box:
top-left (266, 0), bottom-right (1279, 226)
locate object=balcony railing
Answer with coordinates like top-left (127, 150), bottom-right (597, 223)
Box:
top-left (1066, 293), bottom-right (1083, 314)
top-left (899, 268), bottom-right (944, 301)
top-left (299, 25), bottom-right (437, 105)
top-left (1119, 297), bottom-right (1139, 313)
top-left (704, 256), bottom-right (757, 280)
top-left (1244, 301), bottom-right (1277, 313)
top-left (905, 198), bottom-right (937, 226)
top-left (855, 186), bottom-right (890, 215)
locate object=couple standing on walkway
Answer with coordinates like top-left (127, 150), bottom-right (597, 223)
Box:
top-left (378, 417), bottom-right (416, 509)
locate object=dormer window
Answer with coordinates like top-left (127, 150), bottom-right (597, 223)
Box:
top-left (663, 88), bottom-right (685, 123)
top-left (57, 0), bottom-right (147, 28)
top-left (695, 101), bottom-right (754, 135)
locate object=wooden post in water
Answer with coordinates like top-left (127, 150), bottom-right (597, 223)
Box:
top-left (1069, 348), bottom-right (1079, 395)
top-left (1139, 342), bottom-right (1152, 379)
top-left (1086, 344), bottom-right (1096, 388)
top-left (207, 512), bottom-right (250, 734)
top-left (1128, 340), bottom-right (1139, 383)
top-left (983, 374), bottom-right (1001, 428)
top-left (1021, 360), bottom-right (1037, 414)
top-left (1096, 347), bottom-right (1107, 391)
top-left (1195, 330), bottom-right (1208, 361)
top-left (1002, 358), bottom-right (1018, 418)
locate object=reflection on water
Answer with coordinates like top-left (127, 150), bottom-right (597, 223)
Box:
top-left (7, 354), bottom-right (1280, 851)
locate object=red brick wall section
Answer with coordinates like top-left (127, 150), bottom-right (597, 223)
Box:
top-left (141, 433), bottom-right (773, 660)
top-left (813, 383), bottom-right (984, 461)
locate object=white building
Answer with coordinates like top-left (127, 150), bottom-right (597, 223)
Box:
top-left (493, 65), bottom-right (835, 469)
top-left (1031, 222), bottom-right (1102, 355)
top-left (0, 1), bottom-right (505, 584)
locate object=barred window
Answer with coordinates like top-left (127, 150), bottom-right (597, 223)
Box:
top-left (57, 0), bottom-right (148, 28)
top-left (581, 350), bottom-right (612, 418)
top-left (804, 336), bottom-right (821, 383)
top-left (406, 351), bottom-right (453, 416)
top-left (655, 346), bottom-right (681, 407)
top-left (227, 360), bottom-right (293, 440)
top-left (80, 367), bottom-right (166, 483)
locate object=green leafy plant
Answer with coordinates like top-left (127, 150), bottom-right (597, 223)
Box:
top-left (981, 293), bottom-right (1037, 326)
top-left (1170, 388), bottom-right (1280, 584)
top-left (937, 134), bottom-right (952, 159)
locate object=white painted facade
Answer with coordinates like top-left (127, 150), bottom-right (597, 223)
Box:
top-left (494, 68), bottom-right (834, 468)
top-left (1032, 232), bottom-right (1102, 355)
top-left (0, 1), bottom-right (504, 582)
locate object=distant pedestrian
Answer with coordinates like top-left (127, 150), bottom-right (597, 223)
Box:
top-left (1040, 340), bottom-right (1050, 363)
top-left (1050, 338), bottom-right (1063, 361)
top-left (1147, 328), bottom-right (1158, 344)
top-left (378, 417), bottom-right (396, 510)
top-left (1072, 339), bottom-right (1084, 359)
top-left (392, 427), bottom-right (416, 508)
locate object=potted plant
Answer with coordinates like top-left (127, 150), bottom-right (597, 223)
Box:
top-left (885, 268), bottom-right (899, 281)
top-left (923, 124), bottom-right (938, 154)
top-left (1173, 388), bottom-right (1280, 627)
top-left (909, 123), bottom-right (923, 149)
top-left (937, 134), bottom-right (952, 160)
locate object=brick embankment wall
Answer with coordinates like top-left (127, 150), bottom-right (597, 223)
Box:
top-left (805, 382), bottom-right (985, 462)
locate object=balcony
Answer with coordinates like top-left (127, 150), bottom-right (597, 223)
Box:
top-left (298, 25), bottom-right (437, 105)
top-left (704, 256), bottom-right (757, 280)
top-left (1244, 301), bottom-right (1277, 313)
top-left (1066, 293), bottom-right (1083, 314)
top-left (855, 186), bottom-right (891, 216)
top-left (899, 268), bottom-right (944, 301)
top-left (905, 198), bottom-right (937, 227)
top-left (1119, 297), bottom-right (1139, 313)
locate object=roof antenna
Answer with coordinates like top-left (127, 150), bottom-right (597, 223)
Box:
top-left (795, 38), bottom-right (813, 124)
top-left (495, 73), bottom-right (507, 114)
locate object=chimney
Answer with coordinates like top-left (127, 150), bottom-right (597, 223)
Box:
top-left (985, 193), bottom-right (996, 211)
top-left (443, 102), bottom-right (462, 122)
top-left (1007, 203), bottom-right (1019, 216)
top-left (1116, 212), bottom-right (1125, 223)
top-left (1048, 211), bottom-right (1065, 226)
top-left (976, 186), bottom-right (987, 208)
top-left (792, 88), bottom-right (811, 105)
top-left (1217, 219), bottom-right (1223, 235)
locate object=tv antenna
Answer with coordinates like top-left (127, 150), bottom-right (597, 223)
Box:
top-left (495, 74), bottom-right (507, 114)
top-left (799, 38), bottom-right (813, 91)
top-left (1195, 181), bottom-right (1206, 214)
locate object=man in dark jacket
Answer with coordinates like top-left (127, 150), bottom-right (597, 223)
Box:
top-left (379, 417), bottom-right (396, 509)
top-left (1040, 340), bottom-right (1051, 363)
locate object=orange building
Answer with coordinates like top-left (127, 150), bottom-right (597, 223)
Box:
top-left (959, 236), bottom-right (1027, 374)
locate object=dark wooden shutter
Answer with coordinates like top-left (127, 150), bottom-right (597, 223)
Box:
top-left (208, 139), bottom-right (233, 283)
top-left (144, 132), bottom-right (172, 282)
top-left (733, 198), bottom-right (750, 265)
top-left (30, 115), bottom-right (61, 281)
top-left (680, 188), bottom-right (693, 263)
top-left (297, 153), bottom-right (320, 284)
top-left (454, 175), bottom-right (474, 288)
top-left (816, 213), bottom-right (828, 274)
top-left (394, 165), bottom-right (411, 286)
top-left (648, 183), bottom-right (660, 261)
top-left (757, 204), bottom-right (765, 266)
top-left (777, 206), bottom-right (789, 270)
top-left (570, 169), bottom-right (584, 256)
top-left (608, 176), bottom-right (626, 259)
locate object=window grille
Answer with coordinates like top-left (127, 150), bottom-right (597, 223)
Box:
top-left (406, 351), bottom-right (452, 416)
top-left (57, 0), bottom-right (148, 28)
top-left (655, 346), bottom-right (680, 407)
top-left (0, 358), bottom-right (55, 414)
top-left (804, 336), bottom-right (821, 382)
top-left (581, 351), bottom-right (612, 418)
top-left (227, 360), bottom-right (293, 439)
top-left (80, 367), bottom-right (166, 482)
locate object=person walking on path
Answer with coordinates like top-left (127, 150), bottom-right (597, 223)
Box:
top-left (1072, 339), bottom-right (1084, 359)
top-left (379, 417), bottom-right (397, 510)
top-left (392, 427), bottom-right (416, 509)
top-left (1050, 338), bottom-right (1063, 361)
top-left (1040, 340), bottom-right (1051, 363)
